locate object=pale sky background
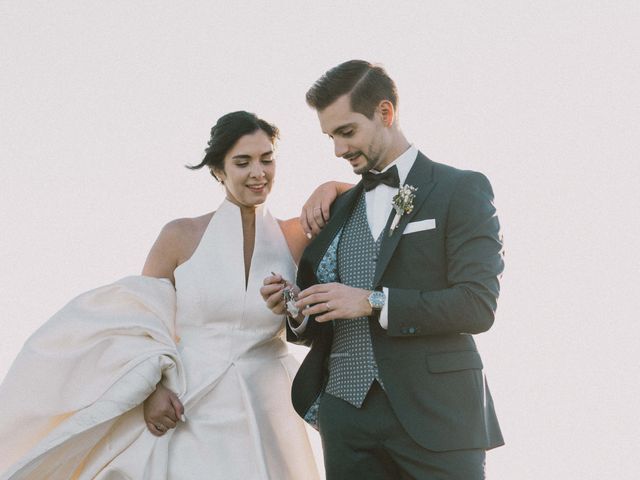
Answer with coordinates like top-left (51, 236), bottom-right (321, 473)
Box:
top-left (1, 1), bottom-right (639, 479)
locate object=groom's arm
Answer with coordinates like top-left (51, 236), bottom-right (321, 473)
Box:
top-left (384, 171), bottom-right (504, 337)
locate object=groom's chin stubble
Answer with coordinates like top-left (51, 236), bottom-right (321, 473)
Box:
top-left (351, 154), bottom-right (374, 175)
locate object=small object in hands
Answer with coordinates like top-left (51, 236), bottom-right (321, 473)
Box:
top-left (155, 424), bottom-right (165, 431)
top-left (283, 287), bottom-right (300, 317)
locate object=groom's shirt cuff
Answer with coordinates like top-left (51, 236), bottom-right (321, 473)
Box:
top-left (378, 287), bottom-right (389, 330)
top-left (288, 315), bottom-right (309, 335)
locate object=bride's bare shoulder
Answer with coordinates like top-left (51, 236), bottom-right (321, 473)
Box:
top-left (162, 212), bottom-right (215, 241)
top-left (142, 212), bottom-right (215, 280)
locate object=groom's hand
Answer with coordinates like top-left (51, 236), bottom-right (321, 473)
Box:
top-left (295, 283), bottom-right (372, 322)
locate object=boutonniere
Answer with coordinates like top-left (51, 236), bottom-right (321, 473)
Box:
top-left (389, 184), bottom-right (417, 236)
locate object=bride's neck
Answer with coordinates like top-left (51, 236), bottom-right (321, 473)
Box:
top-left (225, 195), bottom-right (258, 221)
top-left (239, 206), bottom-right (257, 226)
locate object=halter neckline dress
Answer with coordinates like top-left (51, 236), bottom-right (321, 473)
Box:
top-left (0, 199), bottom-right (318, 480)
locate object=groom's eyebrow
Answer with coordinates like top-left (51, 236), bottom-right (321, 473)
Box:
top-left (327, 123), bottom-right (356, 137)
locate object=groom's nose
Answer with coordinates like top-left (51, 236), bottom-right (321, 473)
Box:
top-left (333, 139), bottom-right (348, 158)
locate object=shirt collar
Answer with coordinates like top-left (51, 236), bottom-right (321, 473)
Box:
top-left (372, 144), bottom-right (418, 186)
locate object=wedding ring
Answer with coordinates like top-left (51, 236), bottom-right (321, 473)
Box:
top-left (326, 303), bottom-right (331, 311)
top-left (155, 424), bottom-right (165, 431)
top-left (314, 207), bottom-right (322, 211)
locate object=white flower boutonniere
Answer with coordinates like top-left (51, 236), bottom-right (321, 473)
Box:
top-left (389, 184), bottom-right (417, 236)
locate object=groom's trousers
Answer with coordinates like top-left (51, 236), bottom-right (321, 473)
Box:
top-left (317, 381), bottom-right (486, 480)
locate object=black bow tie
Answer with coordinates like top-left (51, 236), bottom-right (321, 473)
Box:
top-left (362, 166), bottom-right (400, 191)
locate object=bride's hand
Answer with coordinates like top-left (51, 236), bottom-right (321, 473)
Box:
top-left (300, 181), bottom-right (353, 238)
top-left (144, 383), bottom-right (185, 436)
top-left (260, 273), bottom-right (301, 317)
top-left (260, 273), bottom-right (288, 315)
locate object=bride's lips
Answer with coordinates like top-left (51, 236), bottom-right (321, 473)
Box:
top-left (246, 183), bottom-right (267, 192)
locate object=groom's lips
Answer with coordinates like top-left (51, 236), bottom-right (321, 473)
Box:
top-left (345, 153), bottom-right (362, 164)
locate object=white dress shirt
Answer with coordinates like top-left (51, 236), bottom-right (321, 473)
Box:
top-left (291, 145), bottom-right (419, 334)
top-left (366, 144), bottom-right (418, 329)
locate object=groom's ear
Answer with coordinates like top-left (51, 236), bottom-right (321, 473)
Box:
top-left (377, 100), bottom-right (396, 127)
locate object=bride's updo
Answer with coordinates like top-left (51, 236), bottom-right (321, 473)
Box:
top-left (188, 111), bottom-right (279, 181)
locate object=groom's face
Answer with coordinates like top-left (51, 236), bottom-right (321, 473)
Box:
top-left (317, 94), bottom-right (387, 175)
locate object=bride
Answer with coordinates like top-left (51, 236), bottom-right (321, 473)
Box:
top-left (0, 111), bottom-right (348, 479)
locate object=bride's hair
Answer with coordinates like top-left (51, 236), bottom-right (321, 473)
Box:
top-left (187, 111), bottom-right (279, 181)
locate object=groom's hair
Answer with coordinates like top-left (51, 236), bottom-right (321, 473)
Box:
top-left (306, 60), bottom-right (398, 119)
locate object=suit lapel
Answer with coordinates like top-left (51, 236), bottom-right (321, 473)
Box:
top-left (373, 153), bottom-right (437, 287)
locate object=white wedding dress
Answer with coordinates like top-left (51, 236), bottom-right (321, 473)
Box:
top-left (0, 199), bottom-right (319, 479)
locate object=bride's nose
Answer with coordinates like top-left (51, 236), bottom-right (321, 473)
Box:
top-left (249, 162), bottom-right (266, 178)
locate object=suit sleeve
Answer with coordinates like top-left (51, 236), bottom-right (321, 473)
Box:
top-left (386, 171), bottom-right (504, 337)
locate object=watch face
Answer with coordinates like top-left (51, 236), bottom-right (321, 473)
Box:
top-left (369, 291), bottom-right (385, 309)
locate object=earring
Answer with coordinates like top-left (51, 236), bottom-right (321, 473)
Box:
top-left (210, 169), bottom-right (222, 183)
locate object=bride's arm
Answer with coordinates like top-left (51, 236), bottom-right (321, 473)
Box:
top-left (140, 220), bottom-right (188, 435)
top-left (277, 180), bottom-right (354, 263)
top-left (141, 221), bottom-right (183, 284)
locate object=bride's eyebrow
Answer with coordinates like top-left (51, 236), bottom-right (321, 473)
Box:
top-left (231, 151), bottom-right (274, 160)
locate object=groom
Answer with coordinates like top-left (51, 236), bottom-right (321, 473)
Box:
top-left (264, 60), bottom-right (504, 479)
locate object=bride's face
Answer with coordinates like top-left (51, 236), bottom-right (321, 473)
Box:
top-left (216, 130), bottom-right (276, 208)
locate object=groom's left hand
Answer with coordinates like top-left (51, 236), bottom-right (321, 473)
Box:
top-left (295, 283), bottom-right (372, 322)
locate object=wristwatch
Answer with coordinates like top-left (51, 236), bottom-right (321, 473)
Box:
top-left (368, 290), bottom-right (386, 311)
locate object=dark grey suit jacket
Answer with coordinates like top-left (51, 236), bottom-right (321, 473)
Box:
top-left (288, 152), bottom-right (504, 452)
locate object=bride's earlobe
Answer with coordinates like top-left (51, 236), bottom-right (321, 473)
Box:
top-left (211, 168), bottom-right (225, 184)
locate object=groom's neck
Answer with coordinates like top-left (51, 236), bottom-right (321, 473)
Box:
top-left (376, 130), bottom-right (410, 171)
